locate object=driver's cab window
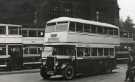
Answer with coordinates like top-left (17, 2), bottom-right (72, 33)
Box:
top-left (66, 48), bottom-right (75, 56)
top-left (43, 47), bottom-right (53, 57)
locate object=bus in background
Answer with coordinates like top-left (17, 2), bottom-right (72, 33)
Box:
top-left (21, 27), bottom-right (44, 69)
top-left (0, 24), bottom-right (22, 70)
top-left (40, 17), bottom-right (120, 80)
top-left (0, 24), bottom-right (44, 70)
top-left (116, 31), bottom-right (134, 64)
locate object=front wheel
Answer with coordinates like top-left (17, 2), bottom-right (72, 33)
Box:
top-left (40, 68), bottom-right (50, 79)
top-left (63, 65), bottom-right (75, 80)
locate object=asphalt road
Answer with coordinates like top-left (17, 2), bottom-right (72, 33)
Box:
top-left (0, 64), bottom-right (127, 82)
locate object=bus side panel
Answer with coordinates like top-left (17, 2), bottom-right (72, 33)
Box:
top-left (75, 57), bottom-right (116, 75)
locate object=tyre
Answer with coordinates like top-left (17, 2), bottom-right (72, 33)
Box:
top-left (40, 68), bottom-right (50, 79)
top-left (63, 65), bottom-right (75, 80)
top-left (106, 68), bottom-right (112, 73)
top-left (105, 62), bottom-right (112, 73)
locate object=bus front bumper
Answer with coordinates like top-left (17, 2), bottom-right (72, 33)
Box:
top-left (41, 65), bottom-right (64, 76)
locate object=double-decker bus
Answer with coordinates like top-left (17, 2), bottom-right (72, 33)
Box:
top-left (0, 24), bottom-right (22, 70)
top-left (0, 24), bottom-right (44, 70)
top-left (40, 17), bottom-right (120, 80)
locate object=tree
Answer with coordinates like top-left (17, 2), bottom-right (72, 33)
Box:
top-left (123, 16), bottom-right (134, 31)
top-left (119, 19), bottom-right (124, 29)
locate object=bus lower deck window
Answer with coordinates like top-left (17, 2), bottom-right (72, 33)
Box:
top-left (104, 48), bottom-right (109, 56)
top-left (98, 48), bottom-right (103, 56)
top-left (110, 48), bottom-right (114, 56)
top-left (84, 48), bottom-right (90, 56)
top-left (77, 47), bottom-right (83, 57)
top-left (0, 45), bottom-right (6, 55)
top-left (91, 48), bottom-right (97, 56)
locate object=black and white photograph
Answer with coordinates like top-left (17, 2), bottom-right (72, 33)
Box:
top-left (0, 0), bottom-right (134, 82)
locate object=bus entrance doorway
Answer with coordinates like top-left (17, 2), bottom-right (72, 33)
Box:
top-left (8, 45), bottom-right (23, 70)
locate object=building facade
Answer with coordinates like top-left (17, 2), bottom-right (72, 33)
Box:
top-left (37, 0), bottom-right (119, 26)
top-left (116, 30), bottom-right (135, 63)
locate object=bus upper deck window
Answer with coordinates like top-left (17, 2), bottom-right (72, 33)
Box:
top-left (97, 26), bottom-right (103, 34)
top-left (113, 29), bottom-right (118, 35)
top-left (108, 28), bottom-right (113, 35)
top-left (84, 24), bottom-right (91, 33)
top-left (103, 27), bottom-right (108, 34)
top-left (0, 26), bottom-right (6, 34)
top-left (56, 21), bottom-right (68, 32)
top-left (8, 26), bottom-right (19, 34)
top-left (22, 30), bottom-right (28, 37)
top-left (47, 23), bottom-right (56, 26)
top-left (46, 23), bottom-right (56, 33)
top-left (91, 25), bottom-right (96, 33)
top-left (57, 21), bottom-right (68, 24)
top-left (76, 23), bottom-right (83, 32)
top-left (69, 22), bottom-right (76, 32)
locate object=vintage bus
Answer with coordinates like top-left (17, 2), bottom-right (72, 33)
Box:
top-left (21, 27), bottom-right (44, 68)
top-left (40, 17), bottom-right (120, 80)
top-left (0, 24), bottom-right (22, 70)
top-left (0, 24), bottom-right (44, 70)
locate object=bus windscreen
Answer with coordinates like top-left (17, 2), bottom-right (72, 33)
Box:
top-left (46, 22), bottom-right (68, 33)
top-left (43, 46), bottom-right (75, 56)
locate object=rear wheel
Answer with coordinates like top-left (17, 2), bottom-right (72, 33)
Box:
top-left (105, 63), bottom-right (112, 73)
top-left (63, 65), bottom-right (75, 80)
top-left (106, 67), bottom-right (112, 73)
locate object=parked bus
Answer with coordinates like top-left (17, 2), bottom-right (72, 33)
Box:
top-left (40, 17), bottom-right (120, 80)
top-left (116, 31), bottom-right (134, 63)
top-left (0, 24), bottom-right (44, 70)
top-left (0, 24), bottom-right (22, 70)
top-left (22, 27), bottom-right (44, 68)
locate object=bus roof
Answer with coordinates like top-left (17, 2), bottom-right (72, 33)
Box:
top-left (47, 17), bottom-right (118, 29)
top-left (0, 24), bottom-right (22, 27)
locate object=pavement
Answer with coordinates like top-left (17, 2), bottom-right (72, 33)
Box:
top-left (0, 64), bottom-right (126, 75)
top-left (0, 69), bottom-right (40, 75)
top-left (0, 64), bottom-right (128, 82)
